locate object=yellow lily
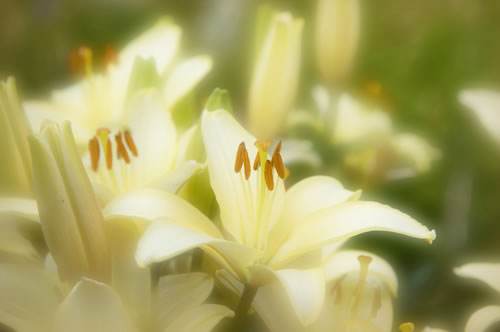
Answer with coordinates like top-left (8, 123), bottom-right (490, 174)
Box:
top-left (248, 10), bottom-right (303, 140)
top-left (106, 109), bottom-right (436, 325)
top-left (459, 89), bottom-right (500, 144)
top-left (455, 263), bottom-right (500, 332)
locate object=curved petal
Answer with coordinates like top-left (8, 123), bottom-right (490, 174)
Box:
top-left (454, 263), bottom-right (500, 293)
top-left (104, 189), bottom-right (221, 238)
top-left (459, 89), bottom-right (500, 144)
top-left (124, 90), bottom-right (177, 185)
top-left (154, 273), bottom-right (213, 330)
top-left (422, 327), bottom-right (450, 332)
top-left (271, 201), bottom-right (436, 267)
top-left (201, 109), bottom-right (285, 246)
top-left (0, 217), bottom-right (41, 261)
top-left (464, 305), bottom-right (500, 332)
top-left (135, 220), bottom-right (258, 280)
top-left (0, 264), bottom-right (63, 332)
top-left (163, 304), bottom-right (233, 332)
top-left (152, 160), bottom-right (203, 193)
top-left (164, 56), bottom-right (212, 109)
top-left (0, 198), bottom-right (39, 223)
top-left (248, 265), bottom-right (325, 325)
top-left (55, 278), bottom-right (138, 332)
top-left (323, 250), bottom-right (398, 296)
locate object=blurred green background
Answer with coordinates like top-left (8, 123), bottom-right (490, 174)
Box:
top-left (2, 0), bottom-right (500, 330)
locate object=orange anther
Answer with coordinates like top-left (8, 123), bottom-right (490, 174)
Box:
top-left (243, 147), bottom-right (251, 180)
top-left (264, 160), bottom-right (274, 191)
top-left (124, 130), bottom-right (138, 157)
top-left (253, 152), bottom-right (260, 170)
top-left (234, 142), bottom-right (246, 173)
top-left (88, 137), bottom-right (100, 171)
top-left (115, 133), bottom-right (130, 164)
top-left (105, 138), bottom-right (113, 170)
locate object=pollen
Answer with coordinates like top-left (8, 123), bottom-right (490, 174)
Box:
top-left (88, 129), bottom-right (139, 171)
top-left (264, 160), bottom-right (274, 190)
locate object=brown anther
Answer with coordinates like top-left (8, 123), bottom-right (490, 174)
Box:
top-left (243, 147), bottom-right (251, 180)
top-left (273, 140), bottom-right (282, 155)
top-left (105, 138), bottom-right (113, 170)
top-left (115, 133), bottom-right (130, 164)
top-left (264, 160), bottom-right (274, 191)
top-left (88, 137), bottom-right (100, 171)
top-left (234, 142), bottom-right (246, 173)
top-left (272, 153), bottom-right (285, 179)
top-left (124, 130), bottom-right (138, 157)
top-left (253, 152), bottom-right (260, 170)
top-left (370, 287), bottom-right (382, 318)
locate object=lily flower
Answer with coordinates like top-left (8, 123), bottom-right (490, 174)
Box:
top-left (248, 10), bottom-right (303, 140)
top-left (455, 263), bottom-right (500, 332)
top-left (459, 89), bottom-right (500, 144)
top-left (111, 109), bottom-right (436, 325)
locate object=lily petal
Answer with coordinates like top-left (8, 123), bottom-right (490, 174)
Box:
top-left (135, 220), bottom-right (258, 280)
top-left (55, 278), bottom-right (138, 332)
top-left (464, 305), bottom-right (500, 332)
top-left (104, 189), bottom-right (221, 238)
top-left (0, 217), bottom-right (40, 261)
top-left (323, 250), bottom-right (398, 296)
top-left (164, 56), bottom-right (212, 109)
top-left (152, 160), bottom-right (203, 193)
top-left (249, 265), bottom-right (325, 325)
top-left (154, 273), bottom-right (213, 330)
top-left (459, 89), bottom-right (500, 144)
top-left (0, 264), bottom-right (63, 332)
top-left (163, 304), bottom-right (233, 332)
top-left (272, 201), bottom-right (436, 267)
top-left (0, 198), bottom-right (39, 223)
top-left (454, 263), bottom-right (500, 293)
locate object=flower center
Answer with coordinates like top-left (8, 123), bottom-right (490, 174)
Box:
top-left (88, 128), bottom-right (139, 194)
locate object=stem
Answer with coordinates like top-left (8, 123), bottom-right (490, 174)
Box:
top-left (231, 285), bottom-right (258, 330)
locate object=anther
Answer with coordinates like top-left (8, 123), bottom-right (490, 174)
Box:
top-left (124, 130), bottom-right (138, 157)
top-left (234, 142), bottom-right (246, 173)
top-left (253, 152), bottom-right (260, 170)
top-left (243, 147), bottom-right (251, 180)
top-left (105, 138), bottom-right (113, 170)
top-left (88, 137), bottom-right (100, 171)
top-left (115, 133), bottom-right (130, 163)
top-left (272, 152), bottom-right (285, 179)
top-left (264, 160), bottom-right (274, 191)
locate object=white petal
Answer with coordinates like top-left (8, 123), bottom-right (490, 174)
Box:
top-left (163, 304), bottom-right (233, 332)
top-left (164, 56), bottom-right (212, 109)
top-left (272, 201), bottom-right (436, 267)
top-left (154, 272), bottom-right (213, 330)
top-left (55, 278), bottom-right (138, 332)
top-left (201, 109), bottom-right (285, 246)
top-left (152, 160), bottom-right (203, 193)
top-left (249, 265), bottom-right (325, 325)
top-left (119, 20), bottom-right (180, 75)
top-left (422, 327), bottom-right (450, 332)
top-left (0, 198), bottom-right (39, 223)
top-left (104, 188), bottom-right (221, 238)
top-left (136, 221), bottom-right (258, 280)
top-left (454, 263), bottom-right (500, 293)
top-left (464, 305), bottom-right (500, 332)
top-left (0, 217), bottom-right (40, 261)
top-left (323, 250), bottom-right (398, 296)
top-left (459, 89), bottom-right (500, 143)
top-left (124, 90), bottom-right (177, 185)
top-left (0, 264), bottom-right (63, 332)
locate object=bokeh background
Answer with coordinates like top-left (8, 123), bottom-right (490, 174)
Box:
top-left (2, 0), bottom-right (500, 330)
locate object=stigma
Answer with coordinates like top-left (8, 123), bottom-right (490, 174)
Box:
top-left (234, 140), bottom-right (287, 190)
top-left (88, 128), bottom-right (138, 172)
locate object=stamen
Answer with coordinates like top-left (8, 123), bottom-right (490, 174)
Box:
top-left (370, 286), bottom-right (382, 318)
top-left (105, 138), bottom-right (113, 170)
top-left (350, 255), bottom-right (373, 319)
top-left (124, 130), bottom-right (138, 157)
top-left (253, 152), bottom-right (260, 170)
top-left (243, 146), bottom-right (251, 180)
top-left (264, 160), bottom-right (274, 191)
top-left (399, 322), bottom-right (415, 332)
top-left (255, 140), bottom-right (270, 152)
top-left (273, 140), bottom-right (282, 155)
top-left (88, 137), bottom-right (100, 171)
top-left (115, 133), bottom-right (130, 163)
top-left (234, 142), bottom-right (245, 173)
top-left (272, 152), bottom-right (285, 179)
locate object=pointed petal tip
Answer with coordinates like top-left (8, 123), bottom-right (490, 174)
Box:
top-left (426, 229), bottom-right (437, 244)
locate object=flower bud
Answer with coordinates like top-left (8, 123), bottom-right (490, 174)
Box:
top-left (315, 0), bottom-right (360, 84)
top-left (0, 77), bottom-right (32, 196)
top-left (29, 121), bottom-right (111, 284)
top-left (248, 11), bottom-right (303, 140)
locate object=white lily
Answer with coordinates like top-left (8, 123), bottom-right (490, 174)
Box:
top-left (248, 10), bottom-right (303, 140)
top-left (459, 89), bottom-right (500, 144)
top-left (108, 109), bottom-right (436, 325)
top-left (455, 263), bottom-right (500, 332)
top-left (315, 0), bottom-right (360, 84)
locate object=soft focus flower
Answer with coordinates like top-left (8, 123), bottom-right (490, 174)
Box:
top-left (0, 77), bottom-right (32, 196)
top-left (108, 109), bottom-right (436, 325)
top-left (315, 0), bottom-right (360, 85)
top-left (248, 10), bottom-right (303, 140)
top-left (459, 89), bottom-right (500, 144)
top-left (455, 263), bottom-right (500, 332)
